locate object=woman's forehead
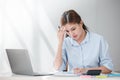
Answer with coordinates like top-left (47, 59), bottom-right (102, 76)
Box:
top-left (64, 23), bottom-right (78, 30)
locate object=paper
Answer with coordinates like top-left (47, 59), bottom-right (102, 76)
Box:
top-left (108, 73), bottom-right (120, 77)
top-left (53, 72), bottom-right (80, 77)
top-left (96, 75), bottom-right (108, 78)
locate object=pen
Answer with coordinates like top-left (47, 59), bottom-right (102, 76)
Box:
top-left (58, 26), bottom-right (60, 29)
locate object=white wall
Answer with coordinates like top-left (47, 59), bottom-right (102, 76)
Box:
top-left (96, 0), bottom-right (120, 72)
top-left (41, 0), bottom-right (97, 30)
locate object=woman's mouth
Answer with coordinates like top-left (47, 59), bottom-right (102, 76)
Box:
top-left (73, 35), bottom-right (77, 38)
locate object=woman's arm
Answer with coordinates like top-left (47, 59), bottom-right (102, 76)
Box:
top-left (54, 42), bottom-right (63, 70)
top-left (87, 66), bottom-right (112, 74)
top-left (74, 66), bottom-right (112, 74)
top-left (97, 66), bottom-right (112, 74)
top-left (54, 26), bottom-right (66, 70)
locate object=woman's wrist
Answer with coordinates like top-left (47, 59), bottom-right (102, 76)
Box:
top-left (58, 40), bottom-right (63, 46)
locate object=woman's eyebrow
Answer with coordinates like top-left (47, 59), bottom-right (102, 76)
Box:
top-left (70, 26), bottom-right (76, 30)
top-left (65, 26), bottom-right (75, 32)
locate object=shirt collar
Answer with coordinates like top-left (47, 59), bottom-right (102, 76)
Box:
top-left (70, 31), bottom-right (90, 46)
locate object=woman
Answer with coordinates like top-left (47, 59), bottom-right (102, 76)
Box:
top-left (54, 9), bottom-right (113, 74)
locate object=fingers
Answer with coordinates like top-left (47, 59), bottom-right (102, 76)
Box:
top-left (74, 68), bottom-right (86, 74)
top-left (57, 26), bottom-right (66, 42)
top-left (74, 68), bottom-right (80, 74)
top-left (58, 26), bottom-right (66, 32)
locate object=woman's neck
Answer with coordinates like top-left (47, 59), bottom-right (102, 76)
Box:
top-left (77, 30), bottom-right (86, 44)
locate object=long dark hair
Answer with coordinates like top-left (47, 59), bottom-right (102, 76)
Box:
top-left (60, 10), bottom-right (88, 32)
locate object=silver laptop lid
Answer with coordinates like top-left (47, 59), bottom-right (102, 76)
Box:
top-left (6, 49), bottom-right (34, 75)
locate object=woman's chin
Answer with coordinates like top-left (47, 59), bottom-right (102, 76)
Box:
top-left (73, 38), bottom-right (77, 41)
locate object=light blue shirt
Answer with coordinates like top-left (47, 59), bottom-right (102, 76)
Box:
top-left (59, 31), bottom-right (113, 71)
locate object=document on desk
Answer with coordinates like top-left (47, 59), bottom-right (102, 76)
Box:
top-left (108, 73), bottom-right (120, 77)
top-left (53, 71), bottom-right (80, 77)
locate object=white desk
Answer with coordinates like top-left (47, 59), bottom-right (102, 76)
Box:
top-left (0, 75), bottom-right (120, 80)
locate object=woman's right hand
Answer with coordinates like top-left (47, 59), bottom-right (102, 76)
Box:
top-left (57, 26), bottom-right (66, 43)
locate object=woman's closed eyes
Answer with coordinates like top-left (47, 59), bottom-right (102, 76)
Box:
top-left (66, 27), bottom-right (76, 33)
top-left (71, 27), bottom-right (76, 31)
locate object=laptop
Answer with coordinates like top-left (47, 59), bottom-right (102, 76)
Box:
top-left (6, 49), bottom-right (54, 76)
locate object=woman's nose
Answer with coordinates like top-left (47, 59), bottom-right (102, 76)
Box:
top-left (70, 31), bottom-right (75, 35)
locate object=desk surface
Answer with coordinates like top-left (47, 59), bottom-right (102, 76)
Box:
top-left (0, 75), bottom-right (120, 80)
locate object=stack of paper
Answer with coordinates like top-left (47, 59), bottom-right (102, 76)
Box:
top-left (54, 72), bottom-right (80, 77)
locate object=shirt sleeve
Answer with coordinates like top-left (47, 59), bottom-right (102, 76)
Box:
top-left (58, 40), bottom-right (68, 71)
top-left (99, 37), bottom-right (113, 71)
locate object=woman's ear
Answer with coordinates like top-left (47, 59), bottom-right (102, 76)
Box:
top-left (80, 20), bottom-right (83, 24)
top-left (79, 20), bottom-right (83, 27)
